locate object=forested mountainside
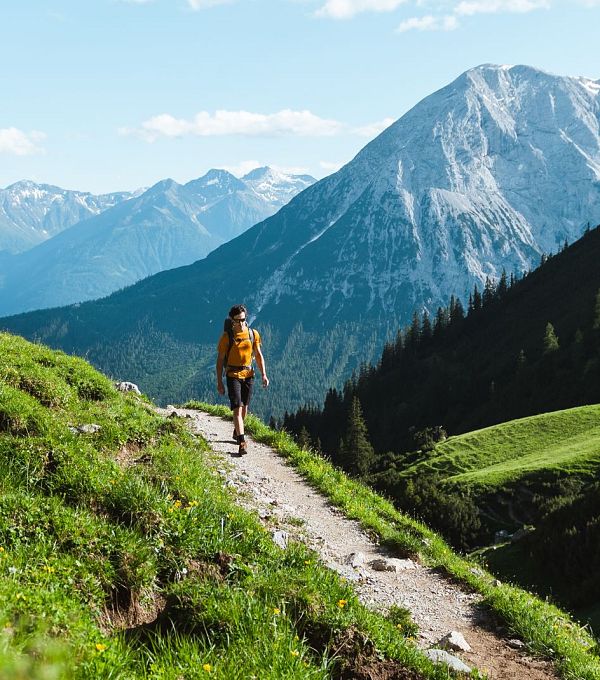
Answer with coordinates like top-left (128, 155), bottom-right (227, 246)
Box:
top-left (285, 223), bottom-right (600, 457)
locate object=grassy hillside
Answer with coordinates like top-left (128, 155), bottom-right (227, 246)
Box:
top-left (400, 405), bottom-right (600, 488)
top-left (4, 330), bottom-right (514, 680)
top-left (3, 330), bottom-right (600, 679)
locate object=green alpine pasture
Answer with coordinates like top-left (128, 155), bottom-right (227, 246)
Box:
top-left (190, 402), bottom-right (600, 680)
top-left (399, 405), bottom-right (600, 489)
top-left (0, 331), bottom-right (464, 680)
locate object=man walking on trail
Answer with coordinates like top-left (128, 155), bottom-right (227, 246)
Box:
top-left (216, 304), bottom-right (269, 455)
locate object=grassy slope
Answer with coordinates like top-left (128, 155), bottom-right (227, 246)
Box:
top-left (190, 403), bottom-right (600, 680)
top-left (0, 331), bottom-right (457, 680)
top-left (398, 405), bottom-right (600, 489)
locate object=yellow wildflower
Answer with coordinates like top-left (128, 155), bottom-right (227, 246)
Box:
top-left (202, 663), bottom-right (212, 672)
top-left (95, 643), bottom-right (107, 652)
top-left (174, 500), bottom-right (182, 508)
top-left (337, 599), bottom-right (348, 608)
top-left (15, 593), bottom-right (25, 601)
top-left (290, 650), bottom-right (299, 657)
top-left (273, 608), bottom-right (281, 615)
top-left (0, 547), bottom-right (4, 552)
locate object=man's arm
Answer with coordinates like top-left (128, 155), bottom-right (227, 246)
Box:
top-left (216, 353), bottom-right (226, 394)
top-left (255, 346), bottom-right (269, 388)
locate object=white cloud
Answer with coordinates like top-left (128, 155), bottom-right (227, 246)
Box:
top-left (121, 109), bottom-right (346, 140)
top-left (315, 0), bottom-right (407, 19)
top-left (187, 0), bottom-right (234, 8)
top-left (121, 110), bottom-right (397, 141)
top-left (320, 160), bottom-right (345, 173)
top-left (454, 0), bottom-right (550, 15)
top-left (397, 14), bottom-right (458, 31)
top-left (353, 116), bottom-right (396, 136)
top-left (0, 128), bottom-right (46, 156)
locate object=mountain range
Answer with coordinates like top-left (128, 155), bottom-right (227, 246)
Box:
top-left (0, 180), bottom-right (138, 254)
top-left (0, 167), bottom-right (315, 315)
top-left (2, 64), bottom-right (599, 415)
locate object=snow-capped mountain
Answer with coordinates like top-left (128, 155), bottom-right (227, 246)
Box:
top-left (0, 181), bottom-right (138, 254)
top-left (0, 168), bottom-right (315, 315)
top-left (241, 63), bottom-right (600, 326)
top-left (242, 166), bottom-right (315, 206)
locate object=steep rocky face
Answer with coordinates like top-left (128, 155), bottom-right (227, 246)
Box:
top-left (240, 64), bottom-right (600, 327)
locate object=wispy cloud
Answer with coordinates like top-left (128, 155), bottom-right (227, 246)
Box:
top-left (320, 160), bottom-right (345, 173)
top-left (454, 0), bottom-right (550, 15)
top-left (353, 116), bottom-right (396, 136)
top-left (315, 0), bottom-right (408, 19)
top-left (187, 0), bottom-right (234, 8)
top-left (0, 128), bottom-right (46, 156)
top-left (121, 109), bottom-right (393, 140)
top-left (397, 14), bottom-right (458, 31)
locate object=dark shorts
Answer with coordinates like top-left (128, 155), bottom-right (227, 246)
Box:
top-left (226, 376), bottom-right (254, 410)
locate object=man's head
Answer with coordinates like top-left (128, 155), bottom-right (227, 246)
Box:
top-left (228, 304), bottom-right (247, 326)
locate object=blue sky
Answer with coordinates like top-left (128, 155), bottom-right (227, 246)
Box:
top-left (1, 0), bottom-right (599, 193)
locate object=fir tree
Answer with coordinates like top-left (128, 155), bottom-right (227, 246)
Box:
top-left (497, 269), bottom-right (508, 298)
top-left (543, 322), bottom-right (560, 354)
top-left (421, 311), bottom-right (432, 343)
top-left (593, 289), bottom-right (600, 331)
top-left (339, 397), bottom-right (375, 478)
top-left (297, 426), bottom-right (312, 450)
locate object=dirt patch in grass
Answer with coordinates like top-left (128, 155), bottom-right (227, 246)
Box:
top-left (331, 627), bottom-right (426, 680)
top-left (102, 590), bottom-right (167, 632)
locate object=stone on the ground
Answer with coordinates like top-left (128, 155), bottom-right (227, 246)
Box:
top-left (508, 638), bottom-right (526, 649)
top-left (77, 424), bottom-right (101, 434)
top-left (345, 552), bottom-right (366, 568)
top-left (272, 530), bottom-right (289, 550)
top-left (438, 631), bottom-right (472, 652)
top-left (424, 649), bottom-right (472, 673)
top-left (370, 557), bottom-right (417, 572)
top-left (116, 381), bottom-right (141, 394)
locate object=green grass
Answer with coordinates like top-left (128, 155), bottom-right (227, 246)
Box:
top-left (399, 405), bottom-right (600, 489)
top-left (0, 331), bottom-right (463, 679)
top-left (188, 401), bottom-right (600, 680)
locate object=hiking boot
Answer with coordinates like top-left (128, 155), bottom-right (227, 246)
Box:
top-left (238, 440), bottom-right (248, 456)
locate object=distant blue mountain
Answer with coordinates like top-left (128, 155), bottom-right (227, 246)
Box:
top-left (0, 168), bottom-right (315, 315)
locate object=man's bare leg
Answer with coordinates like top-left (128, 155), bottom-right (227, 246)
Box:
top-left (233, 406), bottom-right (244, 437)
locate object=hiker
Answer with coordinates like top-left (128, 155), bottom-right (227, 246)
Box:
top-left (216, 304), bottom-right (269, 455)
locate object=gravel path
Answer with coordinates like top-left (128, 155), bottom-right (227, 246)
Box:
top-left (170, 407), bottom-right (559, 680)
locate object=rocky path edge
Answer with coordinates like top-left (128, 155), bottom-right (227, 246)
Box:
top-left (163, 406), bottom-right (559, 680)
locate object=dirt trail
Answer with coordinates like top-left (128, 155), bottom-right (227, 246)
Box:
top-left (171, 407), bottom-right (559, 680)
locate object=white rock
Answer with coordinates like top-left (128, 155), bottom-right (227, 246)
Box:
top-left (116, 381), bottom-right (141, 395)
top-left (438, 631), bottom-right (472, 652)
top-left (77, 424), bottom-right (101, 434)
top-left (344, 552), bottom-right (366, 568)
top-left (272, 530), bottom-right (289, 550)
top-left (369, 557), bottom-right (417, 572)
top-left (425, 649), bottom-right (472, 673)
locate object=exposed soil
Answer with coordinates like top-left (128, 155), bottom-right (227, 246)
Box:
top-left (161, 407), bottom-right (561, 680)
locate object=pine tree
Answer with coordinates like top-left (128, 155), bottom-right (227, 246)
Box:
top-left (593, 289), bottom-right (600, 331)
top-left (472, 285), bottom-right (482, 313)
top-left (421, 311), bottom-right (432, 343)
top-left (497, 269), bottom-right (508, 298)
top-left (543, 322), bottom-right (559, 354)
top-left (298, 426), bottom-right (312, 450)
top-left (339, 397), bottom-right (375, 478)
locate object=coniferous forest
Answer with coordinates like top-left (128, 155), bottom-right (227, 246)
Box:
top-left (284, 224), bottom-right (600, 623)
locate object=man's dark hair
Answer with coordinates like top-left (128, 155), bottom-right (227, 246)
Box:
top-left (228, 304), bottom-right (247, 319)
